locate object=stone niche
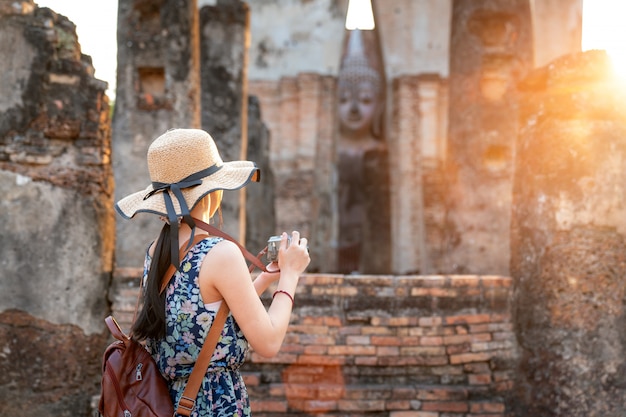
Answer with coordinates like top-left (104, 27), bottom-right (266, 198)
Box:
top-left (0, 2), bottom-right (114, 415)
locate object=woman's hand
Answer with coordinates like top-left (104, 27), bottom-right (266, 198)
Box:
top-left (277, 231), bottom-right (310, 276)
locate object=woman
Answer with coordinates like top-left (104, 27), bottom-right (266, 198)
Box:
top-left (115, 128), bottom-right (310, 416)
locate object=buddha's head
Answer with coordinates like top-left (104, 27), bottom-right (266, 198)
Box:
top-left (337, 30), bottom-right (383, 139)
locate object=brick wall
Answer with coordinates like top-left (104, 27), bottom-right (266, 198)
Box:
top-left (110, 272), bottom-right (516, 417)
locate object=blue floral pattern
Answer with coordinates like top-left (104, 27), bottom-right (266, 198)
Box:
top-left (145, 237), bottom-right (251, 417)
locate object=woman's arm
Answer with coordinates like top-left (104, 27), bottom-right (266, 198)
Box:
top-left (199, 232), bottom-right (309, 358)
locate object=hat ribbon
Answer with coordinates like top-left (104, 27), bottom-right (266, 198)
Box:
top-left (143, 164), bottom-right (222, 268)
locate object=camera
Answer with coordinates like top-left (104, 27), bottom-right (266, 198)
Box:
top-left (267, 235), bottom-right (290, 263)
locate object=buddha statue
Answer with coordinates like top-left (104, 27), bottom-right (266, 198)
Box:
top-left (336, 29), bottom-right (389, 274)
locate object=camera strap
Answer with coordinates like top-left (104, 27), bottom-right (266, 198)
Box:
top-left (192, 217), bottom-right (269, 273)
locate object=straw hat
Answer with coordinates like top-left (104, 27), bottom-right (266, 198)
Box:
top-left (115, 128), bottom-right (259, 220)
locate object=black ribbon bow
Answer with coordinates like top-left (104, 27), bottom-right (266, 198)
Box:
top-left (143, 165), bottom-right (222, 268)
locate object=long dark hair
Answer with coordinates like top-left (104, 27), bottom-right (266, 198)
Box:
top-left (131, 223), bottom-right (172, 341)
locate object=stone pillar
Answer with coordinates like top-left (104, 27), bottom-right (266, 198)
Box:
top-left (200, 0), bottom-right (250, 242)
top-left (510, 50), bottom-right (626, 416)
top-left (113, 0), bottom-right (201, 269)
top-left (245, 95), bottom-right (276, 255)
top-left (390, 74), bottom-right (448, 274)
top-left (444, 0), bottom-right (533, 275)
top-left (0, 2), bottom-right (114, 414)
top-left (531, 0), bottom-right (582, 68)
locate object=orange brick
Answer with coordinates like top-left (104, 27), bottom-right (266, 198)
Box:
top-left (470, 401), bottom-right (506, 413)
top-left (390, 412), bottom-right (438, 417)
top-left (446, 342), bottom-right (471, 355)
top-left (386, 400), bottom-right (411, 410)
top-left (468, 373), bottom-right (492, 385)
top-left (449, 352), bottom-right (492, 365)
top-left (400, 346), bottom-right (446, 356)
top-left (377, 346), bottom-right (400, 356)
top-left (242, 372), bottom-right (260, 386)
top-left (362, 326), bottom-right (394, 335)
top-left (355, 356), bottom-right (378, 365)
top-left (419, 336), bottom-right (443, 346)
top-left (388, 316), bottom-right (415, 326)
top-left (303, 345), bottom-right (327, 355)
top-left (297, 354), bottom-right (346, 365)
top-left (445, 314), bottom-right (492, 325)
top-left (346, 335), bottom-right (371, 345)
top-left (250, 399), bottom-right (287, 412)
top-left (450, 276), bottom-right (480, 287)
top-left (412, 287), bottom-right (458, 297)
top-left (443, 333), bottom-right (491, 345)
top-left (328, 345), bottom-right (376, 355)
top-left (421, 401), bottom-right (469, 412)
top-left (418, 316), bottom-right (443, 327)
top-left (371, 336), bottom-right (400, 346)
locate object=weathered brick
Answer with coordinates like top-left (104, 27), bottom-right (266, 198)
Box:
top-left (346, 335), bottom-right (371, 345)
top-left (338, 400), bottom-right (386, 411)
top-left (421, 401), bottom-right (469, 412)
top-left (328, 345), bottom-right (376, 355)
top-left (416, 387), bottom-right (468, 401)
top-left (390, 412), bottom-right (438, 417)
top-left (470, 401), bottom-right (506, 413)
top-left (297, 354), bottom-right (346, 365)
top-left (420, 336), bottom-right (443, 346)
top-left (449, 352), bottom-right (492, 365)
top-left (250, 400), bottom-right (287, 412)
top-left (371, 335), bottom-right (400, 346)
top-left (445, 314), bottom-right (492, 325)
top-left (377, 346), bottom-right (400, 356)
top-left (443, 333), bottom-right (491, 345)
top-left (419, 316), bottom-right (443, 327)
top-left (468, 374), bottom-right (492, 385)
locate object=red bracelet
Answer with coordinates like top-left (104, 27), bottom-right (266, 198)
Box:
top-left (272, 290), bottom-right (294, 307)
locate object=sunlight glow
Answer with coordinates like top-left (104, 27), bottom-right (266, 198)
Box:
top-left (345, 0), bottom-right (375, 30)
top-left (582, 0), bottom-right (626, 77)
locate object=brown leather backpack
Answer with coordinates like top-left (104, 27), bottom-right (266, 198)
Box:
top-left (98, 316), bottom-right (175, 417)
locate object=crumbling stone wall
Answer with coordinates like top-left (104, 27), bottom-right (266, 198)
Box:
top-left (0, 1), bottom-right (114, 415)
top-left (510, 50), bottom-right (626, 417)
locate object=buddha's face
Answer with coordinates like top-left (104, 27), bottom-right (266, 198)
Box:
top-left (338, 80), bottom-right (379, 137)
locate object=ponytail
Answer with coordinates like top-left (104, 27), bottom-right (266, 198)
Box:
top-left (131, 222), bottom-right (172, 341)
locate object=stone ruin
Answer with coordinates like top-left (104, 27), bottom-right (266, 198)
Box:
top-left (0, 0), bottom-right (113, 415)
top-left (5, 0), bottom-right (626, 416)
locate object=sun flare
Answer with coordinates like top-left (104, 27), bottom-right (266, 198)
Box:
top-left (582, 0), bottom-right (626, 78)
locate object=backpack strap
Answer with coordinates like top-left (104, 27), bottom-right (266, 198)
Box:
top-left (174, 220), bottom-right (268, 417)
top-left (104, 315), bottom-right (128, 342)
top-left (175, 302), bottom-right (230, 416)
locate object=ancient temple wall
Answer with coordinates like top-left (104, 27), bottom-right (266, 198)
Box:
top-left (0, 2), bottom-right (114, 414)
top-left (249, 74), bottom-right (337, 272)
top-left (113, 0), bottom-right (202, 269)
top-left (510, 50), bottom-right (626, 416)
top-left (374, 0), bottom-right (452, 78)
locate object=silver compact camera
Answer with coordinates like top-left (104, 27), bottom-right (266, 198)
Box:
top-left (267, 235), bottom-right (290, 263)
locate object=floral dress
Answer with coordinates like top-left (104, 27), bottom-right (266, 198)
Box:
top-left (145, 237), bottom-right (251, 417)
